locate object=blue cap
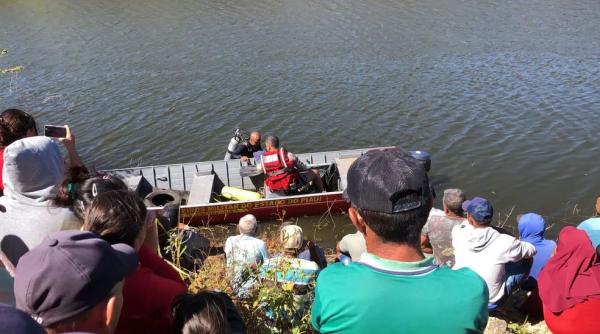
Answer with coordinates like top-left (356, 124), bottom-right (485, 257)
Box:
top-left (462, 197), bottom-right (493, 224)
top-left (578, 218), bottom-right (600, 248)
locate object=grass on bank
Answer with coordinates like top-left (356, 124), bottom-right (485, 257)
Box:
top-left (164, 220), bottom-right (319, 334)
top-left (161, 202), bottom-right (575, 334)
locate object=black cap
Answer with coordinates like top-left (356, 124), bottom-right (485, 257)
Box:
top-left (344, 147), bottom-right (431, 213)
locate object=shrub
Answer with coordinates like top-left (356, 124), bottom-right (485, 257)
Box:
top-left (164, 223), bottom-right (316, 334)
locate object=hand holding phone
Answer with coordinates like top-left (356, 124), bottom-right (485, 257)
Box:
top-left (45, 124), bottom-right (78, 159)
top-left (44, 125), bottom-right (67, 138)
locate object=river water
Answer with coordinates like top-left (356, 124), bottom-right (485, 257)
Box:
top-left (2, 0), bottom-right (600, 242)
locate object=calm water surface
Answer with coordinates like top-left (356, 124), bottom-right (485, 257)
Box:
top-left (1, 0), bottom-right (600, 244)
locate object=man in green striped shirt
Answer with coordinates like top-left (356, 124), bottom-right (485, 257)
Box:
top-left (311, 148), bottom-right (488, 334)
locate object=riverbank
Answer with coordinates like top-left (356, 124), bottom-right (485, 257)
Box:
top-left (166, 221), bottom-right (552, 334)
top-left (172, 223), bottom-right (316, 333)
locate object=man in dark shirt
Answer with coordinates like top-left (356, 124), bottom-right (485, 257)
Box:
top-left (231, 131), bottom-right (262, 161)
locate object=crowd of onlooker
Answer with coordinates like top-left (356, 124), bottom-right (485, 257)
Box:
top-left (1, 107), bottom-right (600, 334)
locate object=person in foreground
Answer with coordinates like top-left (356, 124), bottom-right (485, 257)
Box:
top-left (311, 147), bottom-right (489, 334)
top-left (0, 136), bottom-right (82, 275)
top-left (83, 190), bottom-right (187, 334)
top-left (172, 290), bottom-right (246, 334)
top-left (538, 226), bottom-right (600, 334)
top-left (14, 230), bottom-right (138, 334)
top-left (453, 197), bottom-right (536, 310)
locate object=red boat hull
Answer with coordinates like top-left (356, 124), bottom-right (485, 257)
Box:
top-left (167, 192), bottom-right (349, 226)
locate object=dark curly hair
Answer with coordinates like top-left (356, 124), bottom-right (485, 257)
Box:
top-left (0, 108), bottom-right (37, 148)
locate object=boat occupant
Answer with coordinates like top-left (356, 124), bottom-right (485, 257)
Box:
top-left (257, 135), bottom-right (324, 194)
top-left (230, 131), bottom-right (262, 162)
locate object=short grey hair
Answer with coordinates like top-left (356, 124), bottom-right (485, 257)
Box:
top-left (238, 214), bottom-right (258, 235)
top-left (265, 135), bottom-right (279, 149)
top-left (443, 188), bottom-right (465, 215)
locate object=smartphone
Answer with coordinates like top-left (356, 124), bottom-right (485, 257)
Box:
top-left (44, 125), bottom-right (67, 138)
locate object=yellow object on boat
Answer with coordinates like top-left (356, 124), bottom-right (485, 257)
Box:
top-left (221, 186), bottom-right (262, 201)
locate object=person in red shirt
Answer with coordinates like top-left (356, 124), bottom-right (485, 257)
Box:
top-left (83, 190), bottom-right (187, 334)
top-left (538, 226), bottom-right (600, 334)
top-left (257, 135), bottom-right (324, 194)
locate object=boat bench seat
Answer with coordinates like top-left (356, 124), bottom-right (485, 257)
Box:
top-left (187, 173), bottom-right (215, 205)
top-left (121, 175), bottom-right (153, 199)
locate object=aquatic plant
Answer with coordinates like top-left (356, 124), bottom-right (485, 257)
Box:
top-left (0, 49), bottom-right (23, 74)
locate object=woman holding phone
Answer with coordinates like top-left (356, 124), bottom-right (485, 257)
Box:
top-left (0, 108), bottom-right (86, 275)
top-left (0, 109), bottom-right (85, 194)
top-left (0, 109), bottom-right (38, 195)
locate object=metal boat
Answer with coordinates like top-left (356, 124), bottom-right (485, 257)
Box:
top-left (104, 148), bottom-right (374, 225)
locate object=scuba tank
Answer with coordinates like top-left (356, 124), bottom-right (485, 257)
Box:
top-left (221, 186), bottom-right (262, 201)
top-left (224, 128), bottom-right (249, 160)
top-left (409, 150), bottom-right (431, 172)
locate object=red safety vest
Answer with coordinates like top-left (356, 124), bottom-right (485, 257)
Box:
top-left (261, 148), bottom-right (298, 192)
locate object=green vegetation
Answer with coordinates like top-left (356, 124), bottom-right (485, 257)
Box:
top-left (163, 219), bottom-right (554, 333)
top-left (0, 49), bottom-right (23, 74)
top-left (164, 223), bottom-right (316, 333)
top-left (507, 321), bottom-right (550, 334)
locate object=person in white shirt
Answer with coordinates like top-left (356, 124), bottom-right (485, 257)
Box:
top-left (336, 230), bottom-right (366, 261)
top-left (224, 214), bottom-right (269, 295)
top-left (225, 214), bottom-right (269, 270)
top-left (453, 197), bottom-right (536, 310)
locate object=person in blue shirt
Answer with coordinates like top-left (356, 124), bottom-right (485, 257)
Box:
top-left (577, 197), bottom-right (600, 248)
top-left (517, 213), bottom-right (556, 286)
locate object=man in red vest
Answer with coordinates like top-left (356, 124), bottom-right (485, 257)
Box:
top-left (257, 135), bottom-right (324, 194)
